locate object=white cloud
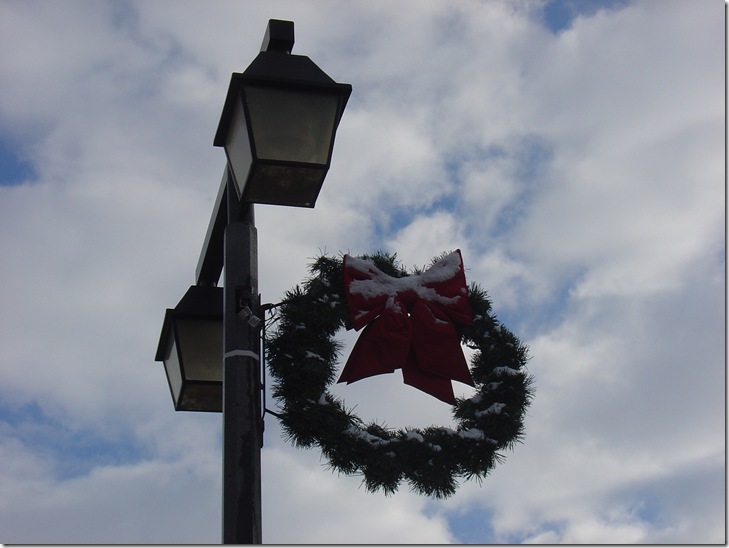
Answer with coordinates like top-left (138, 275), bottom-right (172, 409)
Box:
top-left (262, 447), bottom-right (455, 544)
top-left (0, 442), bottom-right (222, 544)
top-left (386, 211), bottom-right (468, 265)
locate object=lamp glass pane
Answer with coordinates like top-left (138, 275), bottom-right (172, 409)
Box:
top-left (175, 318), bottom-right (222, 382)
top-left (226, 97), bottom-right (254, 199)
top-left (244, 85), bottom-right (339, 164)
top-left (165, 336), bottom-right (184, 407)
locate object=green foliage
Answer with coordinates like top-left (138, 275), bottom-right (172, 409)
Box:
top-left (265, 252), bottom-right (534, 498)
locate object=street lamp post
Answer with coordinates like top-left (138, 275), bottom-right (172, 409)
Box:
top-left (155, 19), bottom-right (351, 544)
top-left (221, 195), bottom-right (261, 544)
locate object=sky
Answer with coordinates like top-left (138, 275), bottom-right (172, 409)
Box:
top-left (0, 0), bottom-right (724, 544)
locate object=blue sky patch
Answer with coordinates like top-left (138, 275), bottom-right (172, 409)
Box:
top-left (445, 506), bottom-right (497, 543)
top-left (0, 139), bottom-right (34, 186)
top-left (542, 0), bottom-right (631, 33)
top-left (0, 402), bottom-right (148, 480)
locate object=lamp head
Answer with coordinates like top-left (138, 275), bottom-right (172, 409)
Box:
top-left (155, 286), bottom-right (223, 412)
top-left (214, 19), bottom-right (352, 208)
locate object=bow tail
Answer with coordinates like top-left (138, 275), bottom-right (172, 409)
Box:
top-left (402, 351), bottom-right (457, 404)
top-left (410, 300), bottom-right (474, 387)
top-left (337, 309), bottom-right (412, 384)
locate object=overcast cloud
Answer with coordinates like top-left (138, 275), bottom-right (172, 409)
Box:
top-left (0, 0), bottom-right (724, 544)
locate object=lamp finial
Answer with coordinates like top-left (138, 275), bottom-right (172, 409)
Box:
top-left (261, 19), bottom-right (294, 53)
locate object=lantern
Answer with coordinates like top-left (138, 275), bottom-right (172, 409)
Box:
top-left (155, 285), bottom-right (223, 412)
top-left (213, 19), bottom-right (352, 208)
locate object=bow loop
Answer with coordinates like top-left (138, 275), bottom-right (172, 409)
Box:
top-left (338, 250), bottom-right (474, 404)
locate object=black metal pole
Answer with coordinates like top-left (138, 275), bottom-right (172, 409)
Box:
top-left (222, 183), bottom-right (262, 544)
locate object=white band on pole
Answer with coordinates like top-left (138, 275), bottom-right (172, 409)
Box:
top-left (224, 349), bottom-right (260, 361)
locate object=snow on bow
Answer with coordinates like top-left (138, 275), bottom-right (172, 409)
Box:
top-left (338, 250), bottom-right (474, 404)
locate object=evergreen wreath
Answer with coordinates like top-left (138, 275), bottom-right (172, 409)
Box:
top-left (265, 252), bottom-right (533, 499)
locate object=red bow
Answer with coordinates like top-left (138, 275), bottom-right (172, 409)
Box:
top-left (338, 250), bottom-right (474, 404)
